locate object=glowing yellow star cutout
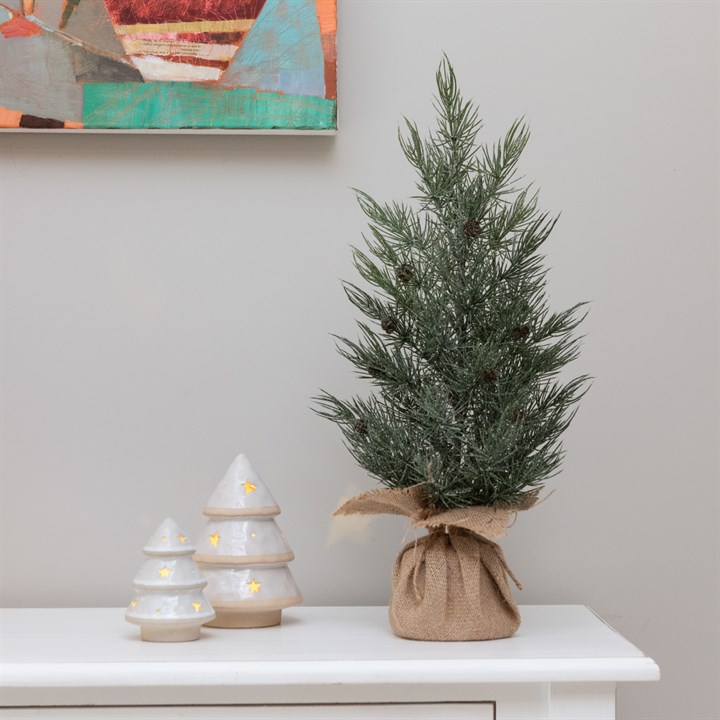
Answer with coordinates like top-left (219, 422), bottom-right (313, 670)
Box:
top-left (160, 535), bottom-right (167, 543)
top-left (247, 579), bottom-right (262, 594)
top-left (243, 480), bottom-right (256, 494)
top-left (192, 602), bottom-right (202, 613)
top-left (130, 598), bottom-right (138, 608)
top-left (158, 566), bottom-right (171, 578)
top-left (178, 534), bottom-right (186, 544)
top-left (209, 531), bottom-right (220, 548)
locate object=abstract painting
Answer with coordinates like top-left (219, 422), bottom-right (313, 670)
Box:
top-left (0, 0), bottom-right (337, 131)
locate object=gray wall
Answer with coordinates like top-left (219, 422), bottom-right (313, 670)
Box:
top-left (1, 2), bottom-right (718, 719)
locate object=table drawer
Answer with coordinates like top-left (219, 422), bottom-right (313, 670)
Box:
top-left (1, 704), bottom-right (495, 720)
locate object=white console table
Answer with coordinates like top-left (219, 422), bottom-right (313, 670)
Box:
top-left (0, 605), bottom-right (658, 720)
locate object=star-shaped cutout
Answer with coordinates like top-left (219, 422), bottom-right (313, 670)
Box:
top-left (192, 602), bottom-right (202, 613)
top-left (130, 598), bottom-right (138, 608)
top-left (158, 566), bottom-right (171, 578)
top-left (243, 480), bottom-right (256, 494)
top-left (160, 535), bottom-right (167, 543)
top-left (247, 578), bottom-right (262, 594)
top-left (178, 534), bottom-right (186, 544)
top-left (209, 531), bottom-right (220, 548)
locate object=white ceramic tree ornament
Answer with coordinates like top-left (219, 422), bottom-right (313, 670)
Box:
top-left (194, 454), bottom-right (302, 628)
top-left (125, 518), bottom-right (215, 642)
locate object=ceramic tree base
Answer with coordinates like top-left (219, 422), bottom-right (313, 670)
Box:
top-left (205, 606), bottom-right (283, 629)
top-left (140, 622), bottom-right (202, 642)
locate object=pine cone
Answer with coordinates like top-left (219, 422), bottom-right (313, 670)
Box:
top-left (395, 263), bottom-right (414, 283)
top-left (463, 219), bottom-right (482, 239)
top-left (482, 368), bottom-right (499, 384)
top-left (381, 317), bottom-right (397, 333)
top-left (509, 408), bottom-right (525, 423)
top-left (353, 418), bottom-right (368, 435)
top-left (511, 325), bottom-right (531, 340)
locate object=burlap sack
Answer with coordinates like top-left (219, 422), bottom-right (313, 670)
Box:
top-left (335, 485), bottom-right (536, 642)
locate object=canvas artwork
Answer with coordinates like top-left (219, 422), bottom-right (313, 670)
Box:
top-left (0, 0), bottom-right (337, 131)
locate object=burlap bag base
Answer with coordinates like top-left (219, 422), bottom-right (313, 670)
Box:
top-left (389, 529), bottom-right (521, 642)
top-left (335, 485), bottom-right (534, 642)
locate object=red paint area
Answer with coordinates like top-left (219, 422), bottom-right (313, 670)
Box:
top-left (0, 15), bottom-right (42, 38)
top-left (159, 55), bottom-right (230, 70)
top-left (104, 0), bottom-right (267, 25)
top-left (321, 33), bottom-right (336, 100)
top-left (127, 31), bottom-right (244, 43)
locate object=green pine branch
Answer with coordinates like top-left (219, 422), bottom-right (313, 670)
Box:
top-left (315, 58), bottom-right (590, 509)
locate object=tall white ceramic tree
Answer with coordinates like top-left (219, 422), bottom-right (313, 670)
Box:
top-left (126, 518), bottom-right (215, 642)
top-left (194, 454), bottom-right (302, 628)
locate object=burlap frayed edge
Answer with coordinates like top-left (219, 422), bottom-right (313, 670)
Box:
top-left (334, 484), bottom-right (539, 540)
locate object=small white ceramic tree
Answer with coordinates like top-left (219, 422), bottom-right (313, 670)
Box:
top-left (126, 518), bottom-right (215, 642)
top-left (194, 454), bottom-right (302, 628)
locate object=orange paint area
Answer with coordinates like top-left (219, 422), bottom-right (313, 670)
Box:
top-left (0, 107), bottom-right (22, 128)
top-left (0, 15), bottom-right (43, 38)
top-left (316, 0), bottom-right (337, 100)
top-left (315, 0), bottom-right (336, 35)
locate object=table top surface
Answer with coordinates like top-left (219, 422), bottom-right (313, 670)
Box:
top-left (0, 605), bottom-right (660, 706)
top-left (0, 605), bottom-right (646, 665)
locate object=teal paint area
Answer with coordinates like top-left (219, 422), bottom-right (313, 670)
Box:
top-left (224, 0), bottom-right (326, 98)
top-left (82, 82), bottom-right (336, 130)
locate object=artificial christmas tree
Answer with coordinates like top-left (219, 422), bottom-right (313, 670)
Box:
top-left (194, 454), bottom-right (302, 628)
top-left (125, 518), bottom-right (215, 642)
top-left (316, 59), bottom-right (589, 641)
